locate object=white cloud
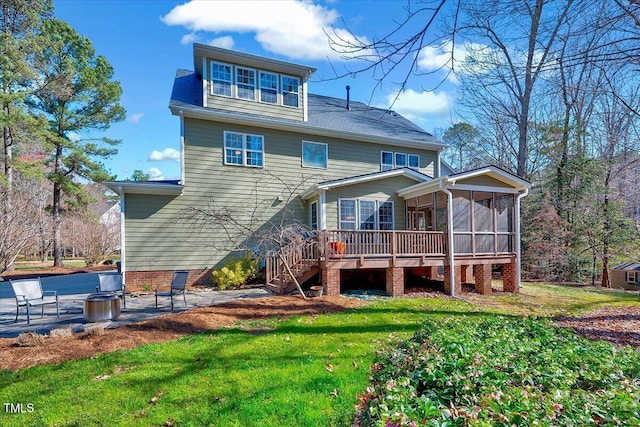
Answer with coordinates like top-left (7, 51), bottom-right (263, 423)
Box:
top-left (209, 36), bottom-right (234, 50)
top-left (181, 32), bottom-right (199, 45)
top-left (127, 112), bottom-right (144, 124)
top-left (418, 40), bottom-right (494, 84)
top-left (382, 89), bottom-right (453, 120)
top-left (149, 147), bottom-right (180, 162)
top-left (66, 131), bottom-right (81, 142)
top-left (148, 167), bottom-right (164, 180)
top-left (161, 0), bottom-right (370, 60)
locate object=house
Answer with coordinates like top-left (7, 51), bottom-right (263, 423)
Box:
top-left (106, 44), bottom-right (530, 296)
top-left (610, 262), bottom-right (640, 290)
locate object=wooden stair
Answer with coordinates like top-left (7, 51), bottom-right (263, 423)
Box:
top-left (265, 235), bottom-right (320, 296)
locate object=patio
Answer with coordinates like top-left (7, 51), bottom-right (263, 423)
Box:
top-left (0, 272), bottom-right (270, 338)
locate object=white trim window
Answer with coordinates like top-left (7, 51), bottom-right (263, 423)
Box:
top-left (223, 131), bottom-right (264, 168)
top-left (395, 153), bottom-right (407, 168)
top-left (310, 201), bottom-right (318, 230)
top-left (338, 199), bottom-right (357, 230)
top-left (210, 61), bottom-right (232, 97)
top-left (339, 198), bottom-right (394, 230)
top-left (236, 67), bottom-right (256, 100)
top-left (282, 75), bottom-right (300, 107)
top-left (381, 151), bottom-right (420, 171)
top-left (381, 151), bottom-right (393, 171)
top-left (259, 71), bottom-right (278, 104)
top-left (408, 154), bottom-right (420, 169)
top-left (302, 141), bottom-right (328, 169)
top-left (627, 271), bottom-right (637, 284)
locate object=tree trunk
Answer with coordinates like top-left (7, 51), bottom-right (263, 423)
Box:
top-left (52, 144), bottom-right (63, 267)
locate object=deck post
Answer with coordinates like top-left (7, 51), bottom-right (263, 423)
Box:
top-left (502, 260), bottom-right (518, 293)
top-left (473, 264), bottom-right (492, 295)
top-left (443, 265), bottom-right (461, 295)
top-left (386, 267), bottom-right (404, 297)
top-left (323, 267), bottom-right (340, 296)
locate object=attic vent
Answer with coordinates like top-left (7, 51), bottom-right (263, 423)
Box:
top-left (346, 85), bottom-right (351, 110)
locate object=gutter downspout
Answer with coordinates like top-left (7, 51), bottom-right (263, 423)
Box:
top-left (179, 111), bottom-right (185, 185)
top-left (439, 179), bottom-right (456, 297)
top-left (515, 188), bottom-right (528, 288)
top-left (117, 186), bottom-right (126, 284)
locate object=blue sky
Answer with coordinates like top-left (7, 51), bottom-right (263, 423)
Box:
top-left (54, 0), bottom-right (459, 181)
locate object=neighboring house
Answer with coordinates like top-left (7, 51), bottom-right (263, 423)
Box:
top-left (106, 44), bottom-right (530, 296)
top-left (611, 262), bottom-right (640, 290)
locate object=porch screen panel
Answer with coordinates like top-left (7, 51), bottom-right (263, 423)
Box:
top-left (498, 234), bottom-right (512, 252)
top-left (474, 192), bottom-right (494, 232)
top-left (454, 234), bottom-right (472, 254)
top-left (339, 199), bottom-right (356, 230)
top-left (475, 234), bottom-right (495, 253)
top-left (452, 190), bottom-right (471, 232)
top-left (359, 201), bottom-right (376, 230)
top-left (496, 194), bottom-right (514, 232)
top-left (435, 192), bottom-right (447, 232)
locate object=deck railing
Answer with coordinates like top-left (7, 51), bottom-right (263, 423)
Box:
top-left (265, 234), bottom-right (319, 285)
top-left (321, 230), bottom-right (446, 258)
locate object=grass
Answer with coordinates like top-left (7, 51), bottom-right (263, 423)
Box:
top-left (0, 282), bottom-right (639, 426)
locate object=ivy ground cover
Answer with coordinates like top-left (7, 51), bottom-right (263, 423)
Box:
top-left (359, 315), bottom-right (640, 426)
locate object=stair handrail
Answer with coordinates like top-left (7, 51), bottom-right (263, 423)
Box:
top-left (265, 232), bottom-right (319, 286)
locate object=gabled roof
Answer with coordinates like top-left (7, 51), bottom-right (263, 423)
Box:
top-left (105, 180), bottom-right (184, 196)
top-left (169, 70), bottom-right (445, 151)
top-left (301, 168), bottom-right (431, 200)
top-left (397, 165), bottom-right (531, 198)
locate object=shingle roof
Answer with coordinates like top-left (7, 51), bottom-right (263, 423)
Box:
top-left (613, 262), bottom-right (640, 271)
top-left (169, 70), bottom-right (441, 147)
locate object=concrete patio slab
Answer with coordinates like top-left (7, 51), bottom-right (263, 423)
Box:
top-left (0, 273), bottom-right (271, 338)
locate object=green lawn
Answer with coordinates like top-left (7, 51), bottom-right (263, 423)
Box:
top-left (0, 283), bottom-right (638, 426)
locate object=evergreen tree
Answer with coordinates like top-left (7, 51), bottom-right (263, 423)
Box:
top-left (29, 18), bottom-right (125, 266)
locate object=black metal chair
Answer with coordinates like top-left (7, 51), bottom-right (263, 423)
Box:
top-left (155, 271), bottom-right (189, 311)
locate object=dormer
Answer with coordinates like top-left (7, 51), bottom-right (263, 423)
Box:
top-left (193, 44), bottom-right (316, 122)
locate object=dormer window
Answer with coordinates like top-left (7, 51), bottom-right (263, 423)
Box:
top-left (236, 67), bottom-right (256, 100)
top-left (210, 61), bottom-right (232, 97)
top-left (282, 75), bottom-right (300, 107)
top-left (259, 71), bottom-right (278, 104)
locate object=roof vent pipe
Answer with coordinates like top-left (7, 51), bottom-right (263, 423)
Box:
top-left (346, 85), bottom-right (351, 110)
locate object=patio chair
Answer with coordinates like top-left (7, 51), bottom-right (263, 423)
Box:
top-left (155, 271), bottom-right (189, 311)
top-left (97, 272), bottom-right (126, 308)
top-left (10, 278), bottom-right (59, 325)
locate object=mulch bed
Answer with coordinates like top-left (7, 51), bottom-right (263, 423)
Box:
top-left (555, 306), bottom-right (640, 349)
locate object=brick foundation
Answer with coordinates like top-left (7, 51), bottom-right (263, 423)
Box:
top-left (460, 264), bottom-right (471, 283)
top-left (386, 267), bottom-right (405, 297)
top-left (124, 268), bottom-right (213, 292)
top-left (473, 264), bottom-right (492, 295)
top-left (323, 267), bottom-right (341, 296)
top-left (443, 265), bottom-right (462, 295)
top-left (502, 261), bottom-right (518, 293)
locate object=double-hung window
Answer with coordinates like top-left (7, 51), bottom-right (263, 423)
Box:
top-left (259, 71), bottom-right (278, 104)
top-left (223, 131), bottom-right (264, 167)
top-left (310, 201), bottom-right (318, 231)
top-left (236, 67), bottom-right (256, 100)
top-left (395, 153), bottom-right (407, 168)
top-left (339, 199), bottom-right (394, 230)
top-left (282, 75), bottom-right (300, 107)
top-left (627, 271), bottom-right (637, 284)
top-left (210, 61), bottom-right (232, 97)
top-left (381, 151), bottom-right (394, 171)
top-left (408, 154), bottom-right (420, 169)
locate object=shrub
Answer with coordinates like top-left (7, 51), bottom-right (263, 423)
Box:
top-left (212, 252), bottom-right (258, 290)
top-left (358, 316), bottom-right (640, 426)
top-left (49, 328), bottom-right (73, 338)
top-left (16, 332), bottom-right (46, 347)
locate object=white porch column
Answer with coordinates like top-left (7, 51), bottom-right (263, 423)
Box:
top-left (515, 188), bottom-right (528, 288)
top-left (319, 189), bottom-right (327, 230)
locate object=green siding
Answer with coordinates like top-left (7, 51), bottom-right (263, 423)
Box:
top-left (324, 176), bottom-right (417, 230)
top-left (456, 175), bottom-right (513, 188)
top-left (125, 118), bottom-right (437, 271)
